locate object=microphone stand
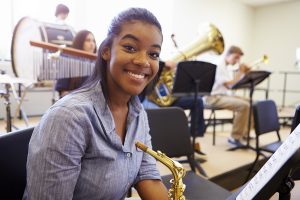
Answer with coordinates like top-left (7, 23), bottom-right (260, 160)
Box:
top-left (171, 34), bottom-right (187, 61)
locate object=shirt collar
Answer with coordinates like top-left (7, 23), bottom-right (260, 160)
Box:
top-left (91, 81), bottom-right (143, 133)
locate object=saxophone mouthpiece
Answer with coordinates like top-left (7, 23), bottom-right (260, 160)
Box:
top-left (135, 141), bottom-right (148, 152)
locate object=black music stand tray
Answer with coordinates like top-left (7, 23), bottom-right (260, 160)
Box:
top-left (173, 61), bottom-right (216, 176)
top-left (227, 70), bottom-right (271, 151)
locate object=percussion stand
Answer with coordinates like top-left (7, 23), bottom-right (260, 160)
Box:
top-left (0, 73), bottom-right (30, 129)
top-left (0, 83), bottom-right (12, 132)
top-left (13, 84), bottom-right (30, 127)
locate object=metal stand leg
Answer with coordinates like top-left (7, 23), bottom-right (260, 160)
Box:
top-left (227, 82), bottom-right (255, 152)
top-left (1, 84), bottom-right (12, 132)
top-left (191, 80), bottom-right (207, 177)
top-left (13, 85), bottom-right (30, 127)
top-left (278, 176), bottom-right (294, 200)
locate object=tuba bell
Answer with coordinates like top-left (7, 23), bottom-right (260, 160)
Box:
top-left (147, 23), bottom-right (225, 106)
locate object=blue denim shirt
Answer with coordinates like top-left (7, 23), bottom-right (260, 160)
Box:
top-left (24, 81), bottom-right (161, 200)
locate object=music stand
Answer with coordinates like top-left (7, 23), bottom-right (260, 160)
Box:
top-left (290, 105), bottom-right (300, 180)
top-left (172, 61), bottom-right (216, 175)
top-left (227, 124), bottom-right (300, 200)
top-left (227, 70), bottom-right (271, 151)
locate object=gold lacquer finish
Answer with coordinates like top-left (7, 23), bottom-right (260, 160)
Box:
top-left (250, 54), bottom-right (268, 69)
top-left (148, 23), bottom-right (225, 106)
top-left (135, 142), bottom-right (186, 200)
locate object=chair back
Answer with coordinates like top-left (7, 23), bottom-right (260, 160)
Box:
top-left (0, 127), bottom-right (34, 199)
top-left (291, 104), bottom-right (300, 132)
top-left (253, 100), bottom-right (280, 136)
top-left (146, 107), bottom-right (193, 158)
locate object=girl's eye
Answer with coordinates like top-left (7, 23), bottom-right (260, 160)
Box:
top-left (149, 52), bottom-right (160, 60)
top-left (123, 45), bottom-right (136, 53)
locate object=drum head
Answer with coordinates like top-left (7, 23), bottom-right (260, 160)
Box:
top-left (11, 17), bottom-right (42, 81)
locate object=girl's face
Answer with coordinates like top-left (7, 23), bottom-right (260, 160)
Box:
top-left (103, 20), bottom-right (162, 97)
top-left (83, 33), bottom-right (96, 53)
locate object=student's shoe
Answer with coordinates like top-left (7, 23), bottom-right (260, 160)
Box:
top-left (194, 142), bottom-right (206, 156)
top-left (227, 137), bottom-right (244, 147)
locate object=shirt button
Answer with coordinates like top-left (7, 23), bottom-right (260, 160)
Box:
top-left (126, 152), bottom-right (132, 158)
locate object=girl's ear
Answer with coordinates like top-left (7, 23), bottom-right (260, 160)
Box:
top-left (101, 47), bottom-right (111, 61)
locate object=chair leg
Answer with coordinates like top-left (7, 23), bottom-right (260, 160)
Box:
top-left (192, 155), bottom-right (207, 177)
top-left (213, 110), bottom-right (216, 146)
top-left (277, 130), bottom-right (282, 141)
top-left (245, 153), bottom-right (260, 183)
top-left (204, 109), bottom-right (214, 133)
top-left (187, 155), bottom-right (196, 172)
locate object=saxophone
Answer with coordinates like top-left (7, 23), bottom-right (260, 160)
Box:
top-left (135, 142), bottom-right (186, 200)
top-left (147, 23), bottom-right (224, 106)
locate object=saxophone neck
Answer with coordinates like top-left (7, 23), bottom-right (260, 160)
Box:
top-left (135, 141), bottom-right (186, 200)
top-left (135, 142), bottom-right (185, 181)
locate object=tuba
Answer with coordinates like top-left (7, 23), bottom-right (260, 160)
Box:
top-left (147, 23), bottom-right (225, 106)
top-left (136, 142), bottom-right (186, 200)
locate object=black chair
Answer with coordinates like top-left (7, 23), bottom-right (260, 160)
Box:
top-left (0, 127), bottom-right (34, 200)
top-left (246, 100), bottom-right (282, 181)
top-left (146, 107), bottom-right (231, 200)
top-left (291, 104), bottom-right (300, 133)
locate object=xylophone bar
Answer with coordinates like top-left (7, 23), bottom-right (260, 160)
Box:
top-left (30, 40), bottom-right (97, 80)
top-left (36, 52), bottom-right (95, 80)
top-left (30, 40), bottom-right (97, 60)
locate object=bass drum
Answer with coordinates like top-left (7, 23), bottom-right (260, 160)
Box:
top-left (11, 17), bottom-right (76, 82)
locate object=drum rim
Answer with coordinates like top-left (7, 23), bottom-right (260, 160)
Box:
top-left (11, 16), bottom-right (33, 78)
top-left (11, 17), bottom-right (76, 81)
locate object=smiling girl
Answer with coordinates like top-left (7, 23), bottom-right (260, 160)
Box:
top-left (24, 8), bottom-right (168, 200)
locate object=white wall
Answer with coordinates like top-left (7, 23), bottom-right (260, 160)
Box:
top-left (252, 0), bottom-right (300, 107)
top-left (168, 0), bottom-right (254, 62)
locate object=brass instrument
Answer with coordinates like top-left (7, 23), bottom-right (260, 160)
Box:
top-left (135, 142), bottom-right (186, 200)
top-left (148, 23), bottom-right (225, 106)
top-left (250, 54), bottom-right (268, 69)
top-left (236, 54), bottom-right (269, 72)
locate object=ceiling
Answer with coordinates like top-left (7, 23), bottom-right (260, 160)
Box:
top-left (240, 0), bottom-right (298, 7)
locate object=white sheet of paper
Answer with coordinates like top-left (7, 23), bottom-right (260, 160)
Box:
top-left (237, 124), bottom-right (300, 200)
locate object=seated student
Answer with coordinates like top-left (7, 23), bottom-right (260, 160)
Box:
top-left (24, 8), bottom-right (168, 199)
top-left (204, 46), bottom-right (251, 147)
top-left (54, 3), bottom-right (70, 24)
top-left (55, 30), bottom-right (97, 98)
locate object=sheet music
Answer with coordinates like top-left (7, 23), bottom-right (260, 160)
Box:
top-left (237, 124), bottom-right (300, 200)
